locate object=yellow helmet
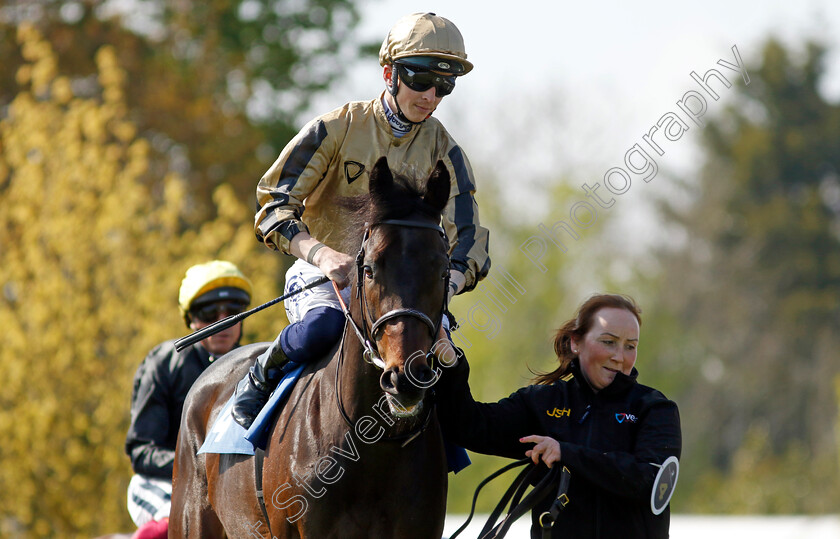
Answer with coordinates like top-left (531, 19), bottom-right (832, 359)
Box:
top-left (379, 12), bottom-right (473, 75)
top-left (178, 260), bottom-right (252, 326)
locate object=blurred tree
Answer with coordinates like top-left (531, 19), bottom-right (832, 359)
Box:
top-left (836, 375), bottom-right (840, 473)
top-left (685, 425), bottom-right (839, 513)
top-left (0, 25), bottom-right (285, 537)
top-left (443, 171), bottom-right (621, 513)
top-left (645, 38), bottom-right (840, 512)
top-left (0, 0), bottom-right (364, 228)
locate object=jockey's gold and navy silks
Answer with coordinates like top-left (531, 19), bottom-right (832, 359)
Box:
top-left (255, 92), bottom-right (491, 292)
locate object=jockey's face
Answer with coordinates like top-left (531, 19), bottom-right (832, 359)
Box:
top-left (189, 302), bottom-right (243, 356)
top-left (383, 65), bottom-right (444, 123)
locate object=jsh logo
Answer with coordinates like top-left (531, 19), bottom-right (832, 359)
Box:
top-left (615, 413), bottom-right (638, 423)
top-left (546, 407), bottom-right (571, 418)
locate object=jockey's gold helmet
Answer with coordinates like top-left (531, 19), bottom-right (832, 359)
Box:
top-left (379, 12), bottom-right (473, 75)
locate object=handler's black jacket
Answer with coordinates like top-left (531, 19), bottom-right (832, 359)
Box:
top-left (125, 340), bottom-right (222, 479)
top-left (437, 356), bottom-right (681, 539)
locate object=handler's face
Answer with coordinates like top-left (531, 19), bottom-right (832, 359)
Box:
top-left (572, 307), bottom-right (639, 392)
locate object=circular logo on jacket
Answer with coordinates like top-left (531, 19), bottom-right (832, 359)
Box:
top-left (650, 456), bottom-right (679, 515)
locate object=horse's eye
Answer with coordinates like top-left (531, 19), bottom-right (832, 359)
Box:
top-left (363, 265), bottom-right (374, 278)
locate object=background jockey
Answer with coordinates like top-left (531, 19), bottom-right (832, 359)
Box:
top-left (231, 12), bottom-right (492, 429)
top-left (125, 260), bottom-right (252, 539)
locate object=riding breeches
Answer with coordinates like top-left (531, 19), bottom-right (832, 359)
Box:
top-left (282, 259), bottom-right (349, 323)
top-left (127, 473), bottom-right (171, 526)
top-left (256, 260), bottom-right (348, 368)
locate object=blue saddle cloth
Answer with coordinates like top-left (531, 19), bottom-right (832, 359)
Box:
top-left (198, 363), bottom-right (306, 455)
top-left (197, 363), bottom-right (471, 473)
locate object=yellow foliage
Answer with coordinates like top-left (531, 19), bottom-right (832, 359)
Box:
top-left (836, 375), bottom-right (840, 473)
top-left (0, 24), bottom-right (285, 538)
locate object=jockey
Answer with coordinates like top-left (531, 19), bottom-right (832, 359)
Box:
top-left (125, 260), bottom-right (252, 537)
top-left (231, 12), bottom-right (491, 429)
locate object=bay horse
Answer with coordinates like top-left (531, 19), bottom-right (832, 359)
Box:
top-left (171, 156), bottom-right (453, 538)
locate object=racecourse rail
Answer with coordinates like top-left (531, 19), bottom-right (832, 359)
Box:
top-left (442, 514), bottom-right (840, 538)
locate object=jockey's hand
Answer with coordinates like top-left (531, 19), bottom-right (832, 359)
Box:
top-left (313, 246), bottom-right (354, 289)
top-left (521, 435), bottom-right (561, 468)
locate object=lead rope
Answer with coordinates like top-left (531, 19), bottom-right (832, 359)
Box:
top-left (448, 459), bottom-right (571, 539)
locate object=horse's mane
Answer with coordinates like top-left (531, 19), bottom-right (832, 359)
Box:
top-left (335, 173), bottom-right (441, 253)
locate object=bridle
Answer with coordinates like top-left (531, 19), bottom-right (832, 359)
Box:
top-left (336, 218), bottom-right (450, 369)
top-left (332, 217), bottom-right (450, 445)
top-left (359, 218), bottom-right (449, 360)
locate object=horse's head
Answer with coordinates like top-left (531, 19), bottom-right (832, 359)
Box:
top-left (352, 156), bottom-right (451, 417)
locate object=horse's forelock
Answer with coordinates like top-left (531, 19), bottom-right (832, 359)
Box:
top-left (335, 172), bottom-right (441, 252)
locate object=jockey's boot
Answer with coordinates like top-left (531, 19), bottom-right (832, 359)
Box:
top-left (231, 342), bottom-right (289, 430)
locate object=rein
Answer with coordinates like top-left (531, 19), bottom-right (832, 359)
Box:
top-left (449, 459), bottom-right (572, 539)
top-left (330, 218), bottom-right (448, 445)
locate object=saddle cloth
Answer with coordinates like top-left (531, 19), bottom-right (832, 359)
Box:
top-left (198, 363), bottom-right (306, 455)
top-left (197, 363), bottom-right (471, 473)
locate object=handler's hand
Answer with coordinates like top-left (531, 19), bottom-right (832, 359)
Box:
top-left (314, 247), bottom-right (354, 289)
top-left (432, 326), bottom-right (459, 368)
top-left (520, 435), bottom-right (561, 468)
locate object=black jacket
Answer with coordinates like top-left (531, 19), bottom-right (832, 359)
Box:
top-left (437, 356), bottom-right (681, 539)
top-left (125, 340), bottom-right (219, 479)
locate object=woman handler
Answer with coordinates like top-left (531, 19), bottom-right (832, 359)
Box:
top-left (435, 293), bottom-right (682, 538)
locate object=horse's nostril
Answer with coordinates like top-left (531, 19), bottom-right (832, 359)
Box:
top-left (417, 365), bottom-right (434, 383)
top-left (380, 369), bottom-right (399, 395)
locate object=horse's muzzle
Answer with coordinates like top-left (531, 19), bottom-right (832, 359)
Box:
top-left (380, 364), bottom-right (434, 416)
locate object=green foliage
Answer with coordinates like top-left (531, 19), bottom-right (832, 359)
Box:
top-left (685, 426), bottom-right (840, 514)
top-left (0, 26), bottom-right (285, 537)
top-left (0, 0), bottom-right (364, 223)
top-left (645, 37), bottom-right (840, 512)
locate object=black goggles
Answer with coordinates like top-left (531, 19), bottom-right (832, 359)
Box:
top-left (190, 301), bottom-right (247, 324)
top-left (396, 63), bottom-right (457, 97)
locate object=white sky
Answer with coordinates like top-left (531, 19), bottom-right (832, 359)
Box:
top-left (308, 0), bottom-right (840, 251)
top-left (325, 0), bottom-right (840, 152)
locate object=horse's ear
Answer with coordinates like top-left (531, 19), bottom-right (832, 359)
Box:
top-left (369, 156), bottom-right (394, 202)
top-left (423, 160), bottom-right (450, 214)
